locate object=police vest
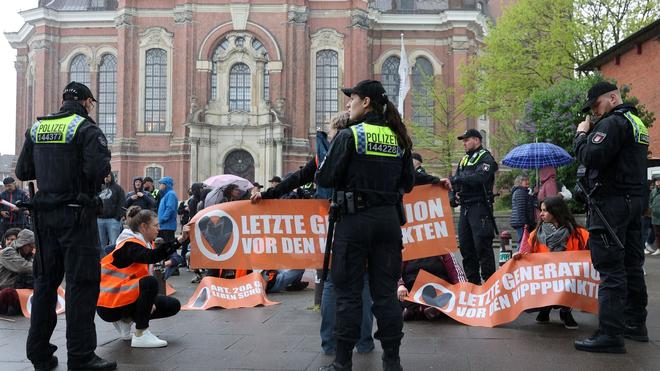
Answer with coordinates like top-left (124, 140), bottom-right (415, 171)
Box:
top-left (30, 114), bottom-right (86, 144)
top-left (98, 237), bottom-right (151, 308)
top-left (620, 111), bottom-right (649, 145)
top-left (458, 149), bottom-right (488, 170)
top-left (350, 123), bottom-right (402, 157)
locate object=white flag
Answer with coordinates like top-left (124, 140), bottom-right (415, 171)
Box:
top-left (398, 34), bottom-right (410, 116)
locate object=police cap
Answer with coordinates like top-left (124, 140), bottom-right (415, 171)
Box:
top-left (581, 81), bottom-right (618, 113)
top-left (63, 81), bottom-right (96, 102)
top-left (341, 80), bottom-right (388, 105)
top-left (457, 129), bottom-right (482, 141)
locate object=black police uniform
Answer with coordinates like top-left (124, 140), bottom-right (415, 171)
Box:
top-left (573, 103), bottom-right (648, 348)
top-left (451, 143), bottom-right (498, 284)
top-left (316, 111), bottom-right (415, 369)
top-left (16, 97), bottom-right (111, 368)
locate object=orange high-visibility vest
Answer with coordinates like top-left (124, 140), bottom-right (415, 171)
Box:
top-left (528, 227), bottom-right (589, 253)
top-left (98, 237), bottom-right (150, 308)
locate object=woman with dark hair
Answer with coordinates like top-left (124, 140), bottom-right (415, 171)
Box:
top-left (517, 196), bottom-right (589, 329)
top-left (316, 79), bottom-right (424, 371)
top-left (97, 208), bottom-right (183, 348)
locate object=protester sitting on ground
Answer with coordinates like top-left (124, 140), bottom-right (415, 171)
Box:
top-left (510, 175), bottom-right (536, 243)
top-left (396, 253), bottom-right (465, 321)
top-left (97, 208), bottom-right (182, 348)
top-left (2, 227), bottom-right (22, 249)
top-left (0, 229), bottom-right (35, 315)
top-left (125, 177), bottom-right (156, 211)
top-left (516, 196), bottom-right (588, 329)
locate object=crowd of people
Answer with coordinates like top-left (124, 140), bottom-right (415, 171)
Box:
top-left (1, 78), bottom-right (652, 370)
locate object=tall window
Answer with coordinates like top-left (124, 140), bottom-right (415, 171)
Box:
top-left (144, 48), bottom-right (168, 132)
top-left (210, 38), bottom-right (229, 100)
top-left (69, 54), bottom-right (90, 86)
top-left (315, 50), bottom-right (339, 126)
top-left (382, 56), bottom-right (401, 107)
top-left (145, 166), bottom-right (162, 182)
top-left (228, 63), bottom-right (251, 112)
top-left (412, 57), bottom-right (434, 129)
top-left (252, 38), bottom-right (270, 101)
top-left (98, 54), bottom-right (117, 143)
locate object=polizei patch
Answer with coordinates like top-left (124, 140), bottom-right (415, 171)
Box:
top-left (591, 132), bottom-right (607, 144)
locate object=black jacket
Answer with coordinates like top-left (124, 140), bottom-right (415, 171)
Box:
top-left (574, 104), bottom-right (648, 197)
top-left (262, 158), bottom-right (317, 200)
top-left (510, 186), bottom-right (535, 228)
top-left (414, 165), bottom-right (440, 186)
top-left (316, 112), bottom-right (415, 206)
top-left (451, 146), bottom-right (498, 203)
top-left (98, 173), bottom-right (125, 220)
top-left (15, 101), bottom-right (111, 204)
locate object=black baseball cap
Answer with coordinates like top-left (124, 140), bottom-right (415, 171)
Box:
top-left (457, 129), bottom-right (482, 140)
top-left (253, 182), bottom-right (264, 189)
top-left (2, 177), bottom-right (15, 185)
top-left (341, 80), bottom-right (388, 105)
top-left (63, 81), bottom-right (96, 102)
top-left (412, 152), bottom-right (423, 163)
top-left (268, 176), bottom-right (282, 183)
top-left (581, 81), bottom-right (618, 113)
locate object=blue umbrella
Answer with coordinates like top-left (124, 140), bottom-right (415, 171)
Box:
top-left (502, 142), bottom-right (573, 169)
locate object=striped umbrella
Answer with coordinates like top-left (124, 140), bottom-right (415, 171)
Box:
top-left (502, 142), bottom-right (573, 169)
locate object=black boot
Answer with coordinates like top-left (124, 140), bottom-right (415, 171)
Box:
top-left (68, 355), bottom-right (117, 371)
top-left (33, 355), bottom-right (58, 371)
top-left (624, 324), bottom-right (649, 342)
top-left (382, 343), bottom-right (403, 371)
top-left (574, 331), bottom-right (626, 354)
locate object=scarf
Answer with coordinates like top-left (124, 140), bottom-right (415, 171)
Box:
top-left (536, 223), bottom-right (571, 252)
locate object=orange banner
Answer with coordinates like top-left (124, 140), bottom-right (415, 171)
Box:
top-left (189, 185), bottom-right (456, 269)
top-left (406, 251), bottom-right (599, 327)
top-left (181, 272), bottom-right (278, 310)
top-left (16, 287), bottom-right (66, 319)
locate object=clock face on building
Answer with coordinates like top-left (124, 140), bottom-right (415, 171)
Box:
top-left (224, 150), bottom-right (255, 182)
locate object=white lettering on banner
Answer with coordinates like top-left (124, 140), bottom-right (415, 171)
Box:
top-left (282, 238), bottom-right (316, 254)
top-left (240, 215), bottom-right (307, 235)
top-left (510, 279), bottom-right (598, 303)
top-left (242, 238), bottom-right (278, 254)
top-left (402, 221), bottom-right (448, 244)
top-left (310, 215), bottom-right (329, 235)
top-left (404, 198), bottom-right (444, 223)
top-left (500, 263), bottom-right (600, 290)
top-left (209, 280), bottom-right (264, 300)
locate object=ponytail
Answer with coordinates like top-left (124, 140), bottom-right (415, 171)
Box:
top-left (369, 98), bottom-right (413, 151)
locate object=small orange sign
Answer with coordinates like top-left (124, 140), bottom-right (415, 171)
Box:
top-left (181, 272), bottom-right (278, 310)
top-left (16, 287), bottom-right (66, 318)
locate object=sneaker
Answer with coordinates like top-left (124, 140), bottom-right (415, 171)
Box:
top-left (191, 274), bottom-right (202, 283)
top-left (285, 281), bottom-right (309, 291)
top-left (559, 310), bottom-right (578, 330)
top-left (536, 309), bottom-right (550, 323)
top-left (652, 249), bottom-right (660, 256)
top-left (112, 320), bottom-right (132, 341)
top-left (131, 330), bottom-right (168, 348)
top-left (644, 243), bottom-right (655, 254)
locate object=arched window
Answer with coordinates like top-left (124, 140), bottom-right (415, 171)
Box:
top-left (69, 54), bottom-right (90, 87)
top-left (315, 50), bottom-right (339, 126)
top-left (144, 48), bottom-right (168, 132)
top-left (229, 63), bottom-right (251, 112)
top-left (252, 38), bottom-right (270, 101)
top-left (145, 166), bottom-right (163, 183)
top-left (224, 149), bottom-right (255, 182)
top-left (98, 54), bottom-right (117, 143)
top-left (382, 56), bottom-right (401, 107)
top-left (412, 57), bottom-right (434, 129)
top-left (210, 38), bottom-right (229, 100)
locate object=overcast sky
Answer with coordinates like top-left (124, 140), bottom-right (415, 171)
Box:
top-left (0, 1), bottom-right (38, 156)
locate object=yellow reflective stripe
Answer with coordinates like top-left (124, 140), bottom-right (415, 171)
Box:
top-left (31, 114), bottom-right (84, 144)
top-left (623, 112), bottom-right (649, 145)
top-left (351, 123), bottom-right (400, 157)
top-left (459, 149), bottom-right (487, 169)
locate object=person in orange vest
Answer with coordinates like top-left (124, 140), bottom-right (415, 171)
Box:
top-left (96, 208), bottom-right (183, 348)
top-left (516, 196), bottom-right (589, 329)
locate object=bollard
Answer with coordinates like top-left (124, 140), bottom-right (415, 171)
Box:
top-left (499, 230), bottom-right (512, 266)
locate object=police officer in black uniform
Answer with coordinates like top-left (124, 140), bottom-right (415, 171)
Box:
top-left (316, 80), bottom-right (415, 371)
top-left (450, 129), bottom-right (498, 284)
top-left (573, 82), bottom-right (649, 353)
top-left (16, 82), bottom-right (116, 370)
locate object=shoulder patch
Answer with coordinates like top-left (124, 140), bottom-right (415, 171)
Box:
top-left (591, 131), bottom-right (607, 144)
top-left (481, 163), bottom-right (491, 172)
top-left (97, 135), bottom-right (108, 148)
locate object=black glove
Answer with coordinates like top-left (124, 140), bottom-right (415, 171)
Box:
top-left (431, 177), bottom-right (441, 184)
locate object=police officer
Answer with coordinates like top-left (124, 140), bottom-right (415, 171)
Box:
top-left (316, 80), bottom-right (415, 371)
top-left (16, 82), bottom-right (116, 370)
top-left (573, 82), bottom-right (649, 353)
top-left (450, 129), bottom-right (498, 284)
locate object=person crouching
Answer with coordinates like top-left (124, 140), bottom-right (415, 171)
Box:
top-left (96, 208), bottom-right (181, 348)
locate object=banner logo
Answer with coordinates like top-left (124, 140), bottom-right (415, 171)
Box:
top-left (195, 210), bottom-right (240, 261)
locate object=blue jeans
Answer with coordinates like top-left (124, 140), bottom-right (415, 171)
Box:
top-left (267, 269), bottom-right (305, 293)
top-left (97, 218), bottom-right (122, 249)
top-left (320, 273), bottom-right (374, 354)
top-left (515, 227), bottom-right (524, 245)
top-left (163, 253), bottom-right (184, 280)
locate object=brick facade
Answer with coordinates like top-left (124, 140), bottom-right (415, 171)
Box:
top-left (7, 0), bottom-right (495, 197)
